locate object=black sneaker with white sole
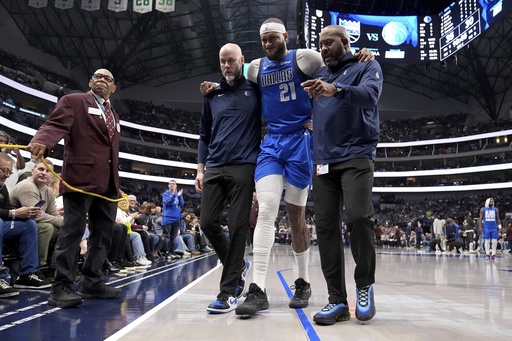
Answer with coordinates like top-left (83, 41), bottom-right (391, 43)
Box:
top-left (13, 273), bottom-right (52, 289)
top-left (0, 278), bottom-right (19, 298)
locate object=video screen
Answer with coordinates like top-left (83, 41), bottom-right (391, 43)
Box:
top-left (303, 0), bottom-right (511, 63)
top-left (480, 0), bottom-right (512, 30)
top-left (304, 3), bottom-right (439, 62)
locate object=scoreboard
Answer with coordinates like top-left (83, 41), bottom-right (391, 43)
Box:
top-left (439, 0), bottom-right (511, 60)
top-left (439, 0), bottom-right (481, 60)
top-left (303, 0), bottom-right (511, 63)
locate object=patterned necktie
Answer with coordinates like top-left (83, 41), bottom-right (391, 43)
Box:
top-left (104, 101), bottom-right (115, 139)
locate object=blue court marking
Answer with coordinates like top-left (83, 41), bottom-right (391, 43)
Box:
top-left (276, 269), bottom-right (320, 341)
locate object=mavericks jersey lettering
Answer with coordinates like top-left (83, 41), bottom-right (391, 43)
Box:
top-left (258, 50), bottom-right (312, 134)
top-left (482, 206), bottom-right (498, 230)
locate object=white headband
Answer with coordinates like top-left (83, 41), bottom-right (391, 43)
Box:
top-left (260, 22), bottom-right (286, 35)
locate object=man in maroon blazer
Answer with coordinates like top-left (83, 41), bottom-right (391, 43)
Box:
top-left (28, 68), bottom-right (122, 308)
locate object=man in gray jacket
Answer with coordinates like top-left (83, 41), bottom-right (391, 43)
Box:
top-left (10, 160), bottom-right (63, 267)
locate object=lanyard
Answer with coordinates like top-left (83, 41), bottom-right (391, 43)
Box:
top-left (92, 94), bottom-right (114, 125)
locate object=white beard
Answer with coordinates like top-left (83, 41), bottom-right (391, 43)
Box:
top-left (225, 74), bottom-right (235, 83)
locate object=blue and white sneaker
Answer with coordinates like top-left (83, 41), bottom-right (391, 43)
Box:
top-left (313, 302), bottom-right (350, 325)
top-left (207, 293), bottom-right (237, 314)
top-left (355, 284), bottom-right (376, 322)
top-left (235, 258), bottom-right (252, 298)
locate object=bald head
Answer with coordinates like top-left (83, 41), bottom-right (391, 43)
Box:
top-left (220, 43), bottom-right (242, 57)
top-left (320, 25), bottom-right (350, 44)
top-left (219, 43), bottom-right (244, 86)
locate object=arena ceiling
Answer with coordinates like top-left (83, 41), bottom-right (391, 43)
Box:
top-left (1, 0), bottom-right (511, 121)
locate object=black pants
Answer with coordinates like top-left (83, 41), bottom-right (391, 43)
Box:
top-left (163, 220), bottom-right (181, 253)
top-left (200, 164), bottom-right (255, 296)
top-left (53, 192), bottom-right (116, 291)
top-left (313, 158), bottom-right (376, 304)
top-left (108, 223), bottom-right (128, 261)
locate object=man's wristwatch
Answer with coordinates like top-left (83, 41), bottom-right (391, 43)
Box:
top-left (333, 82), bottom-right (344, 93)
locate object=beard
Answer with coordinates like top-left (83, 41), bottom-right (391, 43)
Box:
top-left (264, 42), bottom-right (287, 61)
top-left (222, 65), bottom-right (242, 83)
top-left (323, 45), bottom-right (345, 70)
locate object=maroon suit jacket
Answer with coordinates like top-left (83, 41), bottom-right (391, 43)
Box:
top-left (30, 91), bottom-right (121, 196)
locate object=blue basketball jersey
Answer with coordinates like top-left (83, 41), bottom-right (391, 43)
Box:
top-left (482, 206), bottom-right (498, 229)
top-left (258, 50), bottom-right (312, 134)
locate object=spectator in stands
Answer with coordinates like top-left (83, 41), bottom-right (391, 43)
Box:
top-left (127, 196), bottom-right (155, 261)
top-left (479, 198), bottom-right (502, 261)
top-left (405, 222), bottom-right (412, 247)
top-left (150, 205), bottom-right (171, 258)
top-left (116, 200), bottom-right (152, 266)
top-left (162, 180), bottom-right (184, 257)
top-left (180, 212), bottom-right (200, 255)
top-left (432, 214), bottom-right (446, 240)
top-left (445, 218), bottom-right (463, 253)
top-left (127, 194), bottom-right (139, 213)
top-left (464, 211), bottom-right (476, 252)
top-left (0, 131), bottom-right (25, 191)
top-left (374, 224), bottom-right (383, 248)
top-left (0, 152), bottom-right (51, 298)
top-left (27, 68), bottom-right (122, 308)
top-left (10, 160), bottom-right (63, 267)
top-left (134, 203), bottom-right (160, 260)
top-left (191, 215), bottom-right (211, 253)
top-left (415, 221), bottom-right (424, 250)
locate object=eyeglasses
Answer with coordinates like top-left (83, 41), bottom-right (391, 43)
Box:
top-left (0, 168), bottom-right (13, 175)
top-left (92, 73), bottom-right (115, 83)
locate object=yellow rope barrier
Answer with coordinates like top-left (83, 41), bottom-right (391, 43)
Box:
top-left (1, 144), bottom-right (128, 204)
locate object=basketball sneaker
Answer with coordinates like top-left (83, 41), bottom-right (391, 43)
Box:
top-left (235, 283), bottom-right (269, 316)
top-left (289, 278), bottom-right (311, 308)
top-left (207, 292), bottom-right (237, 314)
top-left (355, 284), bottom-right (376, 322)
top-left (313, 302), bottom-right (350, 325)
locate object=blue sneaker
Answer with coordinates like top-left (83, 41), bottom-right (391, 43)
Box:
top-left (207, 293), bottom-right (237, 314)
top-left (355, 285), bottom-right (376, 322)
top-left (235, 258), bottom-right (252, 298)
top-left (313, 302), bottom-right (350, 325)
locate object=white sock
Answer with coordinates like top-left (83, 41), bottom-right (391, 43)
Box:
top-left (491, 239), bottom-right (498, 256)
top-left (293, 249), bottom-right (310, 283)
top-left (485, 239), bottom-right (491, 255)
top-left (252, 175), bottom-right (284, 290)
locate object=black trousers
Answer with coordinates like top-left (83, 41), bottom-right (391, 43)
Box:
top-left (313, 158), bottom-right (376, 304)
top-left (53, 192), bottom-right (116, 291)
top-left (200, 164), bottom-right (255, 296)
top-left (108, 223), bottom-right (128, 261)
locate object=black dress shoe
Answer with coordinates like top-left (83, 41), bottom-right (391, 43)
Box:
top-left (102, 259), bottom-right (120, 274)
top-left (111, 261), bottom-right (127, 273)
top-left (118, 259), bottom-right (138, 268)
top-left (48, 285), bottom-right (83, 308)
top-left (78, 282), bottom-right (121, 299)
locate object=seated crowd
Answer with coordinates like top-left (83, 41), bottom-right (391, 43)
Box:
top-left (0, 130), bottom-right (213, 299)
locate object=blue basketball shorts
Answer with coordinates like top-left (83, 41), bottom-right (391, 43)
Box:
top-left (254, 129), bottom-right (313, 189)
